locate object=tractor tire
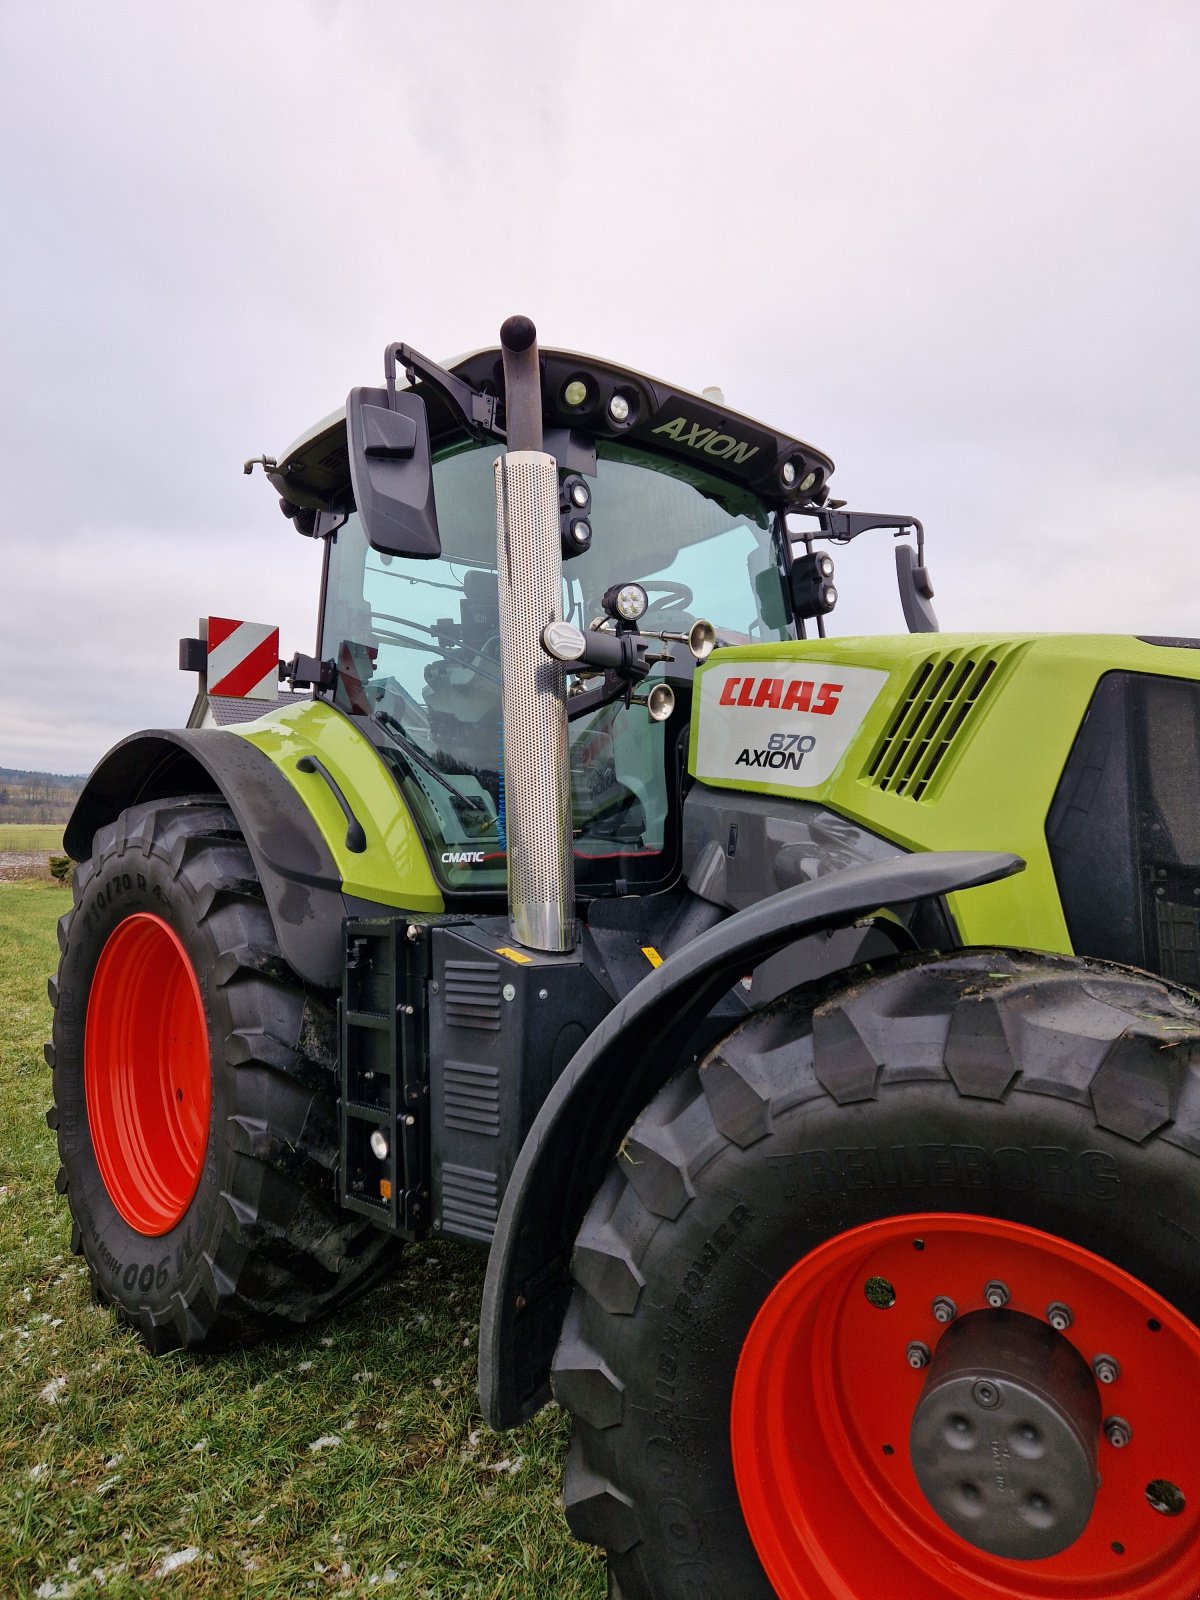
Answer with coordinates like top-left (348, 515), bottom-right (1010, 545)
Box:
top-left (552, 950), bottom-right (1200, 1600)
top-left (45, 796), bottom-right (399, 1352)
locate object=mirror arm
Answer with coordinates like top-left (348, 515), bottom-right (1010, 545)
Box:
top-left (384, 342), bottom-right (505, 442)
top-left (814, 508), bottom-right (924, 548)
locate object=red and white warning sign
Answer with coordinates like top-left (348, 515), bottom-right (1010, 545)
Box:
top-left (206, 617), bottom-right (281, 700)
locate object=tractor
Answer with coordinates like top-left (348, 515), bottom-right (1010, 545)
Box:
top-left (47, 316), bottom-right (1200, 1598)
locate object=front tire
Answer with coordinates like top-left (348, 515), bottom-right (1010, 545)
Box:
top-left (553, 951), bottom-right (1200, 1599)
top-left (46, 796), bottom-right (398, 1351)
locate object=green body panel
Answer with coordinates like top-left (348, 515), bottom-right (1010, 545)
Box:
top-left (690, 633), bottom-right (1200, 952)
top-left (233, 700), bottom-right (444, 913)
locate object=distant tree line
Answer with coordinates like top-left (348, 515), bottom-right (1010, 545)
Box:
top-left (0, 767), bottom-right (86, 824)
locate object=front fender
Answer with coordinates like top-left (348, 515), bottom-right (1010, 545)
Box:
top-left (478, 848), bottom-right (1024, 1429)
top-left (65, 727), bottom-right (373, 988)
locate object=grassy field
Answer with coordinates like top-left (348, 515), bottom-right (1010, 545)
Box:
top-left (0, 881), bottom-right (604, 1599)
top-left (0, 824), bottom-right (64, 852)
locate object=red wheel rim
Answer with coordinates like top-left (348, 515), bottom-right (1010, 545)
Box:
top-left (84, 913), bottom-right (211, 1235)
top-left (731, 1214), bottom-right (1200, 1599)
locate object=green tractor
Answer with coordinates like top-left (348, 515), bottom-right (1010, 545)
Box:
top-left (48, 316), bottom-right (1200, 1598)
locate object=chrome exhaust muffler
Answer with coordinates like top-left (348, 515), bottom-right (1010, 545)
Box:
top-left (493, 316), bottom-right (576, 952)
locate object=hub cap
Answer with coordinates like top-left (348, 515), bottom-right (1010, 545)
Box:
top-left (84, 913), bottom-right (210, 1235)
top-left (730, 1214), bottom-right (1200, 1598)
top-left (909, 1310), bottom-right (1100, 1559)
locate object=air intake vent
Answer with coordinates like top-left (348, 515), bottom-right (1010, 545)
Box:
top-left (443, 1060), bottom-right (501, 1136)
top-left (441, 1162), bottom-right (499, 1243)
top-left (866, 650), bottom-right (1011, 801)
top-left (444, 960), bottom-right (502, 1031)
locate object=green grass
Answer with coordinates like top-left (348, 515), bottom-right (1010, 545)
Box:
top-left (0, 882), bottom-right (604, 1599)
top-left (0, 824), bottom-right (63, 852)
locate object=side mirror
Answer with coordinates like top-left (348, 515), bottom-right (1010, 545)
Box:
top-left (896, 542), bottom-right (939, 633)
top-left (346, 386), bottom-right (441, 558)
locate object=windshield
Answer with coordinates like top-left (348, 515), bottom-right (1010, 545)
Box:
top-left (321, 439), bottom-right (789, 892)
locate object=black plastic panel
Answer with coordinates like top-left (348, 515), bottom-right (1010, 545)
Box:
top-left (429, 921), bottom-right (613, 1246)
top-left (1047, 672), bottom-right (1200, 984)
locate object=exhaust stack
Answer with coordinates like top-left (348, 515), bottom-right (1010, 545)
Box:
top-left (494, 316), bottom-right (576, 952)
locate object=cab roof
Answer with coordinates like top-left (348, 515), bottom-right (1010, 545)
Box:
top-left (266, 345), bottom-right (835, 515)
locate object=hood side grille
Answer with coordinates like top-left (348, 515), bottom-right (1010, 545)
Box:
top-left (866, 652), bottom-right (1005, 800)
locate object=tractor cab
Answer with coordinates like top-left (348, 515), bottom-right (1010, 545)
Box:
top-left (263, 343), bottom-right (840, 899)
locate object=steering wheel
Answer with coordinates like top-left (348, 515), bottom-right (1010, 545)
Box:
top-left (641, 580), bottom-right (694, 618)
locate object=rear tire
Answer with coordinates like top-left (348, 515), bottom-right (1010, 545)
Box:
top-left (46, 796), bottom-right (398, 1352)
top-left (553, 951), bottom-right (1200, 1599)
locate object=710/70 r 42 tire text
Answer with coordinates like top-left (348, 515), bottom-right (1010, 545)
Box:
top-left (45, 796), bottom-right (398, 1353)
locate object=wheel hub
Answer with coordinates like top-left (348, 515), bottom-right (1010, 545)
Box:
top-left (910, 1309), bottom-right (1101, 1559)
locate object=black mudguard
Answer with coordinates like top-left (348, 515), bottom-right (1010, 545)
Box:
top-left (65, 728), bottom-right (363, 989)
top-left (478, 848), bottom-right (1024, 1429)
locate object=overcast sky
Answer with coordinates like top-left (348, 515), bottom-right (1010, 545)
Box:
top-left (2, 1), bottom-right (1198, 775)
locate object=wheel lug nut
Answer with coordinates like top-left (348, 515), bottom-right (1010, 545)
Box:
top-left (972, 1380), bottom-right (1001, 1410)
top-left (1104, 1416), bottom-right (1132, 1449)
top-left (907, 1341), bottom-right (931, 1369)
top-left (1046, 1301), bottom-right (1074, 1331)
top-left (931, 1296), bottom-right (957, 1324)
top-left (1092, 1354), bottom-right (1120, 1385)
top-left (983, 1280), bottom-right (1010, 1309)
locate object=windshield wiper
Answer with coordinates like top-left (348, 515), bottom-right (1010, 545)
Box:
top-left (371, 707), bottom-right (491, 820)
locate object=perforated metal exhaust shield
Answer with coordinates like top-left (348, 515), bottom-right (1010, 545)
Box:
top-left (494, 450), bottom-right (576, 952)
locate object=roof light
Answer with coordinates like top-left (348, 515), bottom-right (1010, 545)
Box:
top-left (569, 518), bottom-right (592, 550)
top-left (781, 461), bottom-right (797, 486)
top-left (369, 1130), bottom-right (389, 1161)
top-left (799, 471), bottom-right (818, 493)
top-left (569, 479), bottom-right (590, 508)
top-left (564, 379), bottom-right (589, 408)
top-left (608, 393), bottom-right (630, 423)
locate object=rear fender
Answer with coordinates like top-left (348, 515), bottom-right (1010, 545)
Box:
top-left (65, 728), bottom-right (367, 988)
top-left (478, 848), bottom-right (1024, 1429)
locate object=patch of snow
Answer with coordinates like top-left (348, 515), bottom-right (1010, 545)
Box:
top-left (39, 1377), bottom-right (67, 1404)
top-left (189, 1438), bottom-right (209, 1453)
top-left (308, 1434), bottom-right (342, 1452)
top-left (296, 1361), bottom-right (313, 1372)
top-left (156, 1547), bottom-right (201, 1576)
top-left (29, 1463), bottom-right (49, 1481)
